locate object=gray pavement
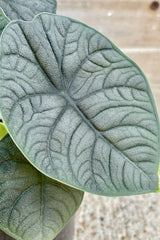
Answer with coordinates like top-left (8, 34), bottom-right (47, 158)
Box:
top-left (74, 192), bottom-right (160, 240)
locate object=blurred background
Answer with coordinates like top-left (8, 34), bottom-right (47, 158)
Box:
top-left (58, 1), bottom-right (160, 239)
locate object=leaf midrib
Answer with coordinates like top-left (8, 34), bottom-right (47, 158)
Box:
top-left (6, 87), bottom-right (153, 187)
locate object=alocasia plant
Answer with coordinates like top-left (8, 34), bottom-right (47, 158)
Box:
top-left (0, 1), bottom-right (159, 240)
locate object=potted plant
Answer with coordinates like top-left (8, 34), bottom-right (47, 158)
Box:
top-left (0, 0), bottom-right (159, 239)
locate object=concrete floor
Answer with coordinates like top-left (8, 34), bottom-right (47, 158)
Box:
top-left (74, 192), bottom-right (160, 240)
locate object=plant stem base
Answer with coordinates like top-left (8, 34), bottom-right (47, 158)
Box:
top-left (0, 230), bottom-right (14, 240)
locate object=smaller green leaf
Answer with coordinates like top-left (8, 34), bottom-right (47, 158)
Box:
top-left (0, 7), bottom-right (9, 35)
top-left (0, 0), bottom-right (57, 21)
top-left (0, 134), bottom-right (83, 240)
top-left (0, 122), bottom-right (7, 140)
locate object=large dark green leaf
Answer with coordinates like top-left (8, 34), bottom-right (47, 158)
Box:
top-left (0, 123), bottom-right (83, 240)
top-left (0, 7), bottom-right (9, 35)
top-left (0, 0), bottom-right (57, 20)
top-left (0, 13), bottom-right (159, 196)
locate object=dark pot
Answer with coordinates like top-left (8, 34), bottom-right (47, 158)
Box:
top-left (0, 216), bottom-right (75, 240)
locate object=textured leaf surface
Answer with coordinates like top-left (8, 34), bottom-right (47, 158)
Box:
top-left (0, 130), bottom-right (83, 240)
top-left (0, 13), bottom-right (159, 196)
top-left (0, 0), bottom-right (57, 20)
top-left (0, 7), bottom-right (9, 35)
